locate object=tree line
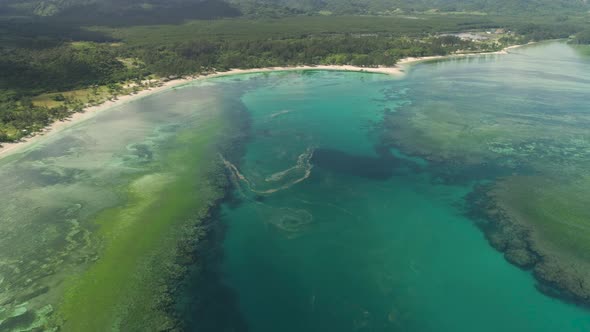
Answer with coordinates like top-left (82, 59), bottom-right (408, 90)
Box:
top-left (1, 33), bottom-right (507, 141)
top-left (0, 13), bottom-right (586, 144)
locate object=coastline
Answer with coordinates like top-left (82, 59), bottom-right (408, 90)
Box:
top-left (0, 43), bottom-right (524, 160)
top-left (397, 43), bottom-right (526, 65)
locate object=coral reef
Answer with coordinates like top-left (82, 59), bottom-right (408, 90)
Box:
top-left (381, 43), bottom-right (590, 306)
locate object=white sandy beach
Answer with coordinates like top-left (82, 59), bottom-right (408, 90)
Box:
top-left (397, 43), bottom-right (526, 65)
top-left (0, 43), bottom-right (523, 159)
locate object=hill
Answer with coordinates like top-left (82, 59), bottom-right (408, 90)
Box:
top-left (1, 0), bottom-right (589, 19)
top-left (0, 0), bottom-right (241, 24)
top-left (239, 0), bottom-right (590, 16)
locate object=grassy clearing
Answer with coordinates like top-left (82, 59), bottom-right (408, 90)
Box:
top-left (31, 87), bottom-right (111, 108)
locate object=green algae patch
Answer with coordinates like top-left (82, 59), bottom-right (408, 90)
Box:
top-left (484, 176), bottom-right (590, 302)
top-left (0, 77), bottom-right (240, 331)
top-left (55, 114), bottom-right (227, 331)
top-left (496, 177), bottom-right (590, 260)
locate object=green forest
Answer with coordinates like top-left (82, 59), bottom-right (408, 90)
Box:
top-left (1, 0), bottom-right (589, 143)
top-left (2, 0), bottom-right (589, 17)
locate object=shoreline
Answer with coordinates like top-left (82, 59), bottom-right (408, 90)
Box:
top-left (397, 43), bottom-right (526, 65)
top-left (0, 43), bottom-right (525, 160)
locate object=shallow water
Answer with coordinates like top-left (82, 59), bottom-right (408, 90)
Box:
top-left (184, 43), bottom-right (590, 331)
top-left (0, 83), bottom-right (238, 330)
top-left (1, 42), bottom-right (590, 331)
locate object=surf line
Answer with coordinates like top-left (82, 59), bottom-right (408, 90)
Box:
top-left (270, 109), bottom-right (294, 119)
top-left (219, 148), bottom-right (314, 195)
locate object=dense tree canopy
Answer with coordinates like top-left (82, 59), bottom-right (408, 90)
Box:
top-left (231, 0), bottom-right (590, 16)
top-left (573, 29), bottom-right (590, 44)
top-left (2, 0), bottom-right (589, 18)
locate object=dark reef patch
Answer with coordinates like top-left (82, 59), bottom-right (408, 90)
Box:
top-left (466, 184), bottom-right (590, 308)
top-left (311, 147), bottom-right (412, 180)
top-left (172, 88), bottom-right (254, 331)
top-left (173, 201), bottom-right (250, 332)
top-left (169, 157), bottom-right (251, 331)
top-left (466, 185), bottom-right (541, 269)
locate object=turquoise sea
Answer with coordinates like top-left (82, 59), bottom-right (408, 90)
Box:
top-left (1, 42), bottom-right (590, 331)
top-left (181, 42), bottom-right (590, 331)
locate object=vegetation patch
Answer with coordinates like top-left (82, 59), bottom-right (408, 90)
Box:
top-left (55, 112), bottom-right (229, 331)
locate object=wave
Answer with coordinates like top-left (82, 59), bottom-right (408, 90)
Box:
top-left (269, 109), bottom-right (294, 119)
